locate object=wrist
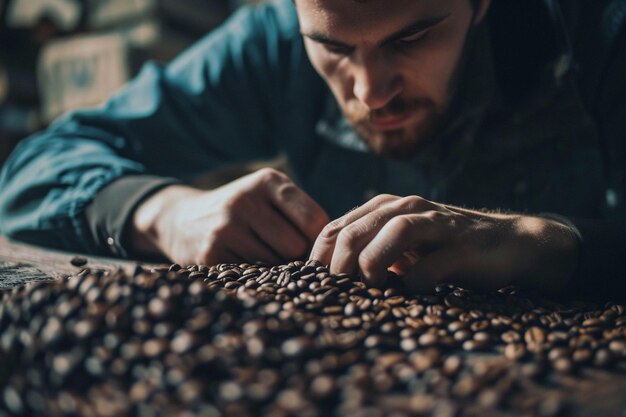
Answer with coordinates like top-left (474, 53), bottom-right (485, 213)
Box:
top-left (130, 184), bottom-right (200, 258)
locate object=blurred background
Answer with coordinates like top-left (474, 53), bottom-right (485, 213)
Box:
top-left (0, 0), bottom-right (261, 167)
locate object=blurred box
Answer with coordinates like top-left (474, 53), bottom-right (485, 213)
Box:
top-left (86, 0), bottom-right (157, 29)
top-left (6, 0), bottom-right (81, 31)
top-left (37, 33), bottom-right (129, 122)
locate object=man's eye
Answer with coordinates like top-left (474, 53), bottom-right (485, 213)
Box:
top-left (396, 30), bottom-right (429, 46)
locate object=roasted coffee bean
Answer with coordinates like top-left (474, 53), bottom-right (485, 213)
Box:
top-left (1, 262), bottom-right (624, 417)
top-left (501, 330), bottom-right (520, 344)
top-left (444, 295), bottom-right (465, 308)
top-left (70, 256), bottom-right (88, 267)
top-left (442, 355), bottom-right (463, 377)
top-left (505, 343), bottom-right (527, 361)
top-left (524, 326), bottom-right (546, 345)
top-left (553, 357), bottom-right (575, 374)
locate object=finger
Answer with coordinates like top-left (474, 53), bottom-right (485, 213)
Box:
top-left (310, 194), bottom-right (403, 266)
top-left (266, 177), bottom-right (330, 244)
top-left (247, 203), bottom-right (309, 260)
top-left (358, 214), bottom-right (450, 287)
top-left (329, 197), bottom-right (436, 275)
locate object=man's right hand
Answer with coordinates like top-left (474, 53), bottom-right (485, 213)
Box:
top-left (130, 168), bottom-right (329, 265)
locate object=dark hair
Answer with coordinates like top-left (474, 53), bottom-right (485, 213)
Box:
top-left (294, 0), bottom-right (480, 8)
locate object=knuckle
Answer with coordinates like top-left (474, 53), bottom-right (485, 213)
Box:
top-left (398, 195), bottom-right (427, 211)
top-left (370, 193), bottom-right (398, 206)
top-left (257, 167), bottom-right (288, 185)
top-left (423, 210), bottom-right (446, 222)
top-left (338, 223), bottom-right (365, 245)
top-left (275, 181), bottom-right (298, 201)
top-left (388, 215), bottom-right (414, 235)
top-left (319, 219), bottom-right (344, 241)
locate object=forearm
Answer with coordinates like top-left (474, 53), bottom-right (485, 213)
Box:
top-left (444, 205), bottom-right (580, 294)
top-left (129, 184), bottom-right (201, 259)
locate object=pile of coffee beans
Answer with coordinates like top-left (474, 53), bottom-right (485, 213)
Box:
top-left (0, 260), bottom-right (624, 416)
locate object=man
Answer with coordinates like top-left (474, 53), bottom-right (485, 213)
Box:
top-left (0, 0), bottom-right (625, 299)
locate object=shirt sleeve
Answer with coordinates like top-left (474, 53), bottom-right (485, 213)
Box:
top-left (0, 0), bottom-right (303, 256)
top-left (84, 175), bottom-right (181, 258)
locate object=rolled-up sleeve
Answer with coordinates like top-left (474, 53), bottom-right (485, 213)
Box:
top-left (0, 0), bottom-right (302, 256)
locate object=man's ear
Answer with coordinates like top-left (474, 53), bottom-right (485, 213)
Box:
top-left (473, 0), bottom-right (491, 26)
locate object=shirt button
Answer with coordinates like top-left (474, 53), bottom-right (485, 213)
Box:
top-left (107, 237), bottom-right (118, 255)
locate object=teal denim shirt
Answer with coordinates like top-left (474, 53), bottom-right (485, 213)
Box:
top-left (0, 0), bottom-right (625, 299)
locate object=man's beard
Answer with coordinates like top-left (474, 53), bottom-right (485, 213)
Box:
top-left (343, 96), bottom-right (446, 161)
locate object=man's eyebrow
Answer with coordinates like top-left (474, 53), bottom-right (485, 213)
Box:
top-left (301, 14), bottom-right (450, 49)
top-left (302, 33), bottom-right (354, 50)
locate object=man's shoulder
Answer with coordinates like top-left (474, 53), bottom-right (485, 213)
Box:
top-left (247, 0), bottom-right (300, 38)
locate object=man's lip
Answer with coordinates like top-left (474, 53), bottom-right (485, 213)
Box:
top-left (368, 113), bottom-right (413, 130)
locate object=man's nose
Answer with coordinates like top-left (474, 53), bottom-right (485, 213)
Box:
top-left (352, 52), bottom-right (402, 110)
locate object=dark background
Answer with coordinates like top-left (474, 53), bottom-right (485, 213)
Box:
top-left (0, 0), bottom-right (257, 167)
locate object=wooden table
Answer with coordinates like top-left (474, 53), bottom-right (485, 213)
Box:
top-left (0, 235), bottom-right (155, 290)
top-left (1, 236), bottom-right (625, 416)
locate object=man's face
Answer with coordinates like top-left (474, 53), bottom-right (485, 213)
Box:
top-left (296, 0), bottom-right (488, 160)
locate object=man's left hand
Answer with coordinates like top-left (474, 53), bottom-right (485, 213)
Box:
top-left (310, 194), bottom-right (579, 294)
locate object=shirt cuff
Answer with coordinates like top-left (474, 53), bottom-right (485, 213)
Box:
top-left (85, 175), bottom-right (181, 258)
top-left (541, 213), bottom-right (626, 301)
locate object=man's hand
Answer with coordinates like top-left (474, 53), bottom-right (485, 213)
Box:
top-left (130, 168), bottom-right (329, 265)
top-left (310, 194), bottom-right (579, 294)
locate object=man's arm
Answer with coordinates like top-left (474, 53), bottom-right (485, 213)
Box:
top-left (0, 0), bottom-right (303, 257)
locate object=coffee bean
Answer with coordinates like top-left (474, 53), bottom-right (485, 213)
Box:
top-left (524, 327), bottom-right (546, 345)
top-left (367, 288), bottom-right (383, 298)
top-left (70, 256), bottom-right (88, 267)
top-left (418, 333), bottom-right (439, 347)
top-left (2, 260), bottom-right (624, 416)
top-left (3, 386), bottom-right (24, 414)
top-left (505, 343), bottom-right (527, 361)
top-left (593, 349), bottom-right (613, 367)
top-left (310, 374), bottom-right (336, 399)
top-left (444, 295), bottom-right (465, 308)
top-left (572, 348), bottom-right (592, 364)
top-left (442, 355), bottom-right (462, 377)
top-left (501, 330), bottom-right (520, 344)
top-left (553, 357), bottom-right (574, 374)
top-left (609, 340), bottom-right (626, 356)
